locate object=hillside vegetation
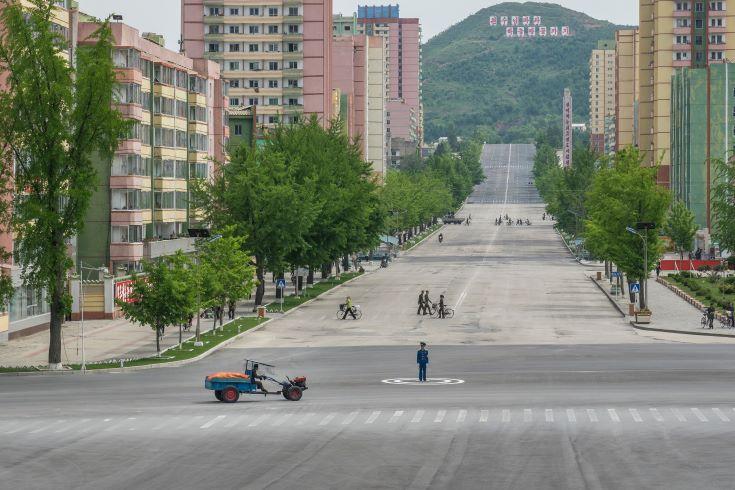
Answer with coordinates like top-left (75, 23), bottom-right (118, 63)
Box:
top-left (423, 2), bottom-right (628, 142)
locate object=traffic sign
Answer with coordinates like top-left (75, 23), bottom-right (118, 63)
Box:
top-left (611, 271), bottom-right (621, 278)
top-left (629, 283), bottom-right (640, 293)
top-left (276, 278), bottom-right (287, 289)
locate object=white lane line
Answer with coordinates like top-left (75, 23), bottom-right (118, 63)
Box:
top-left (342, 411), bottom-right (359, 425)
top-left (479, 410), bottom-right (489, 423)
top-left (201, 415), bottom-right (226, 429)
top-left (365, 411), bottom-right (381, 424)
top-left (502, 409), bottom-right (511, 423)
top-left (248, 414), bottom-right (270, 427)
top-left (31, 420), bottom-right (65, 434)
top-left (523, 409), bottom-right (533, 423)
top-left (456, 410), bottom-right (467, 423)
top-left (411, 410), bottom-right (425, 424)
top-left (296, 413), bottom-right (315, 426)
top-left (608, 409), bottom-right (620, 423)
top-left (587, 409), bottom-right (598, 422)
top-left (691, 408), bottom-right (708, 422)
top-left (672, 408), bottom-right (687, 422)
top-left (388, 411), bottom-right (404, 424)
top-left (434, 410), bottom-right (446, 423)
top-left (545, 409), bottom-right (554, 422)
top-left (713, 408), bottom-right (730, 422)
top-left (271, 413), bottom-right (293, 427)
top-left (319, 413), bottom-right (337, 426)
top-left (629, 409), bottom-right (642, 423)
top-left (566, 409), bottom-right (576, 423)
top-left (650, 408), bottom-right (664, 422)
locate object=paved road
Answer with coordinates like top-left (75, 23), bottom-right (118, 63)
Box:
top-left (2, 145), bottom-right (735, 489)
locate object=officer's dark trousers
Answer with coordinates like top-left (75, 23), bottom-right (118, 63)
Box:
top-left (418, 364), bottom-right (427, 382)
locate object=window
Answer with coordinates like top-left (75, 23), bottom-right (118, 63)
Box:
top-left (249, 7), bottom-right (260, 16)
top-left (269, 7), bottom-right (279, 16)
top-left (127, 121), bottom-right (142, 140)
top-left (141, 124), bottom-right (151, 145)
top-left (249, 25), bottom-right (260, 34)
top-left (176, 191), bottom-right (188, 210)
top-left (229, 43), bottom-right (240, 52)
top-left (248, 98), bottom-right (258, 106)
top-left (287, 79), bottom-right (299, 88)
top-left (154, 158), bottom-right (175, 178)
top-left (176, 70), bottom-right (188, 89)
top-left (249, 62), bottom-right (260, 70)
top-left (268, 115), bottom-right (279, 124)
top-left (114, 83), bottom-right (142, 105)
top-left (266, 43), bottom-right (278, 52)
top-left (142, 59), bottom-right (153, 78)
top-left (230, 97), bottom-right (240, 106)
top-left (229, 25), bottom-right (240, 34)
top-left (209, 7), bottom-right (222, 16)
top-left (249, 80), bottom-right (260, 88)
top-left (695, 1), bottom-right (704, 10)
top-left (288, 43), bottom-right (299, 52)
top-left (268, 80), bottom-right (278, 88)
top-left (710, 1), bottom-right (724, 10)
top-left (175, 160), bottom-right (188, 179)
top-left (711, 50), bottom-right (724, 61)
top-left (288, 98), bottom-right (299, 106)
top-left (675, 2), bottom-right (690, 10)
top-left (710, 34), bottom-right (725, 44)
top-left (188, 133), bottom-right (209, 152)
top-left (268, 25), bottom-right (279, 34)
top-left (249, 43), bottom-right (259, 52)
top-left (288, 7), bottom-right (299, 16)
top-left (696, 35), bottom-right (704, 45)
top-left (112, 225), bottom-right (145, 243)
top-left (229, 62), bottom-right (240, 71)
top-left (288, 24), bottom-right (299, 34)
top-left (112, 154), bottom-right (150, 176)
top-left (189, 105), bottom-right (207, 122)
top-left (113, 48), bottom-right (140, 69)
top-left (111, 189), bottom-right (151, 211)
top-left (268, 61), bottom-right (279, 71)
top-left (209, 25), bottom-right (221, 34)
top-left (696, 19), bottom-right (704, 29)
top-left (675, 35), bottom-right (690, 44)
top-left (154, 191), bottom-right (175, 210)
top-left (710, 17), bottom-right (725, 28)
top-left (229, 8), bottom-right (239, 15)
top-left (176, 99), bottom-right (188, 119)
top-left (674, 51), bottom-right (690, 60)
top-left (176, 130), bottom-right (188, 149)
top-left (190, 162), bottom-right (208, 179)
top-left (269, 97), bottom-right (279, 105)
top-left (154, 127), bottom-right (175, 147)
top-left (189, 76), bottom-right (207, 94)
top-left (154, 65), bottom-right (174, 85)
top-left (234, 124), bottom-right (243, 136)
top-left (288, 61), bottom-right (298, 69)
top-left (153, 96), bottom-right (174, 116)
top-left (208, 43), bottom-right (220, 53)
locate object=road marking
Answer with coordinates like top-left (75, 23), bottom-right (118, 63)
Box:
top-left (434, 410), bottom-right (446, 423)
top-left (671, 408), bottom-right (686, 422)
top-left (629, 409), bottom-right (642, 423)
top-left (608, 409), bottom-right (620, 423)
top-left (545, 409), bottom-right (554, 422)
top-left (411, 410), bottom-right (425, 423)
top-left (650, 408), bottom-right (664, 422)
top-left (271, 414), bottom-right (292, 427)
top-left (31, 420), bottom-right (64, 434)
top-left (523, 409), bottom-right (533, 422)
top-left (456, 410), bottom-right (467, 423)
top-left (479, 410), bottom-right (489, 423)
top-left (200, 415), bottom-right (226, 429)
top-left (248, 414), bottom-right (269, 427)
top-left (319, 413), bottom-right (337, 426)
top-left (713, 408), bottom-right (730, 422)
top-left (567, 409), bottom-right (576, 423)
top-left (691, 408), bottom-right (708, 422)
top-left (365, 411), bottom-right (381, 424)
top-left (388, 411), bottom-right (404, 424)
top-left (502, 409), bottom-right (511, 423)
top-left (586, 409), bottom-right (598, 422)
top-left (342, 411), bottom-right (359, 425)
top-left (296, 413), bottom-right (315, 426)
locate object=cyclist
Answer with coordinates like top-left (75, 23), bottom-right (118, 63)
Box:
top-left (342, 296), bottom-right (357, 320)
top-left (706, 304), bottom-right (716, 329)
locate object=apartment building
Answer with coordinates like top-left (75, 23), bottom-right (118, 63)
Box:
top-left (0, 0), bottom-right (75, 342)
top-left (589, 40), bottom-right (616, 155)
top-left (671, 63), bottom-right (735, 240)
top-left (182, 0), bottom-right (333, 128)
top-left (615, 29), bottom-right (639, 150)
top-left (356, 4), bottom-right (423, 166)
top-left (639, 0), bottom-right (735, 186)
top-left (75, 21), bottom-right (228, 277)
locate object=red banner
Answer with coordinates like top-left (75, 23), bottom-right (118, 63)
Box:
top-left (115, 279), bottom-right (136, 303)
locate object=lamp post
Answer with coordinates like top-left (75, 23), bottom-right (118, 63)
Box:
top-left (626, 226), bottom-right (648, 309)
top-left (194, 234), bottom-right (222, 347)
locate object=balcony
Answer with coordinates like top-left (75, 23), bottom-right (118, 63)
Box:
top-left (144, 237), bottom-right (196, 260)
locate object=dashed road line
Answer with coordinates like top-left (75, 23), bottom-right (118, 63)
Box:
top-left (587, 409), bottom-right (598, 422)
top-left (650, 408), bottom-right (664, 422)
top-left (691, 408), bottom-right (708, 422)
top-left (201, 415), bottom-right (226, 429)
top-left (545, 409), bottom-right (554, 422)
top-left (365, 411), bottom-right (381, 424)
top-left (713, 408), bottom-right (730, 422)
top-left (479, 410), bottom-right (489, 423)
top-left (342, 411), bottom-right (359, 425)
top-left (629, 409), bottom-right (642, 423)
top-left (411, 410), bottom-right (425, 423)
top-left (502, 409), bottom-right (511, 423)
top-left (319, 413), bottom-right (337, 426)
top-left (434, 410), bottom-right (446, 423)
top-left (608, 409), bottom-right (620, 423)
top-left (567, 409), bottom-right (577, 423)
top-left (456, 410), bottom-right (467, 423)
top-left (671, 408), bottom-right (686, 422)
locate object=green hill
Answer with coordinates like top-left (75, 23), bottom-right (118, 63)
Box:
top-left (422, 2), bottom-right (629, 143)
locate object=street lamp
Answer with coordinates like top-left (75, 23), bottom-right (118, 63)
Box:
top-left (626, 226), bottom-right (648, 309)
top-left (194, 234), bottom-right (222, 347)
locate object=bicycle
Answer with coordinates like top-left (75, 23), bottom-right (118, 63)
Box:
top-left (431, 305), bottom-right (455, 319)
top-left (336, 304), bottom-right (362, 320)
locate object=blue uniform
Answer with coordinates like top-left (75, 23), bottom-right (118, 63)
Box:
top-left (417, 349), bottom-right (429, 381)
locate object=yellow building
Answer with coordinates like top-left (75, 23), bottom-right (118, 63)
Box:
top-left (589, 40), bottom-right (616, 155)
top-left (615, 29), bottom-right (639, 150)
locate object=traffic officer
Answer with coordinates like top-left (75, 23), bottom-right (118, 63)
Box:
top-left (417, 342), bottom-right (429, 382)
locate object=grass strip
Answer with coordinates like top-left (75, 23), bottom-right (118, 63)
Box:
top-left (266, 271), bottom-right (362, 313)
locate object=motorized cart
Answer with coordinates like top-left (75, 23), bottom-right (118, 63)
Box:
top-left (204, 359), bottom-right (308, 403)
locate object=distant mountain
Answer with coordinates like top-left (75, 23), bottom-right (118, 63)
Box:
top-left (422, 2), bottom-right (630, 143)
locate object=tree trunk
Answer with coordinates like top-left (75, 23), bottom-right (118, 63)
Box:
top-left (47, 266), bottom-right (66, 369)
top-left (321, 263), bottom-right (331, 279)
top-left (254, 257), bottom-right (265, 308)
top-left (155, 325), bottom-right (161, 355)
top-left (342, 255), bottom-right (349, 272)
top-left (307, 267), bottom-right (314, 285)
top-left (219, 303), bottom-right (224, 327)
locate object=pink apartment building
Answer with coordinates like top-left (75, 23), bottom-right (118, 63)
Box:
top-left (332, 35), bottom-right (368, 152)
top-left (182, 0), bottom-right (333, 128)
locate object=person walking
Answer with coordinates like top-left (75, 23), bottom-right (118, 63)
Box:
top-left (707, 304), bottom-right (716, 329)
top-left (228, 300), bottom-right (236, 320)
top-left (422, 290), bottom-right (432, 315)
top-left (342, 296), bottom-right (357, 320)
top-left (417, 291), bottom-right (425, 315)
top-left (655, 262), bottom-right (661, 278)
top-left (438, 294), bottom-right (446, 319)
top-left (417, 342), bottom-right (429, 382)
top-left (728, 302), bottom-right (734, 328)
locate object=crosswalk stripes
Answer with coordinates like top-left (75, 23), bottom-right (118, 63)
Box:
top-left (456, 410), bottom-right (467, 423)
top-left (629, 409), bottom-right (642, 423)
top-left (545, 409), bottom-right (554, 422)
top-left (271, 413), bottom-right (292, 427)
top-left (434, 410), bottom-right (446, 423)
top-left (388, 411), bottom-right (404, 424)
top-left (319, 413), bottom-right (337, 426)
top-left (567, 409), bottom-right (576, 423)
top-left (524, 409), bottom-right (533, 422)
top-left (691, 408), bottom-right (708, 422)
top-left (296, 413), bottom-right (315, 426)
top-left (342, 411), bottom-right (359, 425)
top-left (672, 408), bottom-right (686, 422)
top-left (608, 409), bottom-right (620, 423)
top-left (479, 410), bottom-right (489, 423)
top-left (201, 415), bottom-right (226, 429)
top-left (248, 414), bottom-right (269, 427)
top-left (713, 408), bottom-right (730, 422)
top-left (502, 409), bottom-right (511, 423)
top-left (365, 411), bottom-right (380, 424)
top-left (411, 410), bottom-right (425, 423)
top-left (587, 409), bottom-right (598, 422)
top-left (650, 408), bottom-right (664, 422)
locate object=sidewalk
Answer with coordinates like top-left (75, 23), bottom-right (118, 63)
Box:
top-left (0, 261), bottom-right (381, 367)
top-left (591, 273), bottom-right (735, 338)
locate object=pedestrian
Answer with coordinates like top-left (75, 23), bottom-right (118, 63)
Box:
top-left (438, 294), bottom-right (446, 319)
top-left (729, 302), bottom-right (734, 328)
top-left (422, 290), bottom-right (432, 315)
top-left (655, 262), bottom-right (661, 278)
top-left (228, 300), bottom-right (236, 320)
top-left (707, 304), bottom-right (716, 329)
top-left (342, 296), bottom-right (357, 320)
top-left (417, 290), bottom-right (425, 315)
top-left (417, 342), bottom-right (429, 382)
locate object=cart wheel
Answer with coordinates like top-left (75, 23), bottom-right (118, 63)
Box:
top-left (222, 386), bottom-right (239, 403)
top-left (286, 386), bottom-right (303, 401)
top-left (445, 308), bottom-right (455, 319)
top-left (282, 390), bottom-right (289, 400)
top-left (214, 390), bottom-right (223, 401)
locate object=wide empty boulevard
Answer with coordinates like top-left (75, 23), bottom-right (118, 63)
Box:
top-left (2, 145), bottom-right (734, 490)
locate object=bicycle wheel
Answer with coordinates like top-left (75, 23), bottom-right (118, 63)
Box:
top-left (354, 308), bottom-right (363, 320)
top-left (336, 310), bottom-right (344, 320)
top-left (430, 306), bottom-right (439, 318)
top-left (444, 308), bottom-right (455, 319)
top-left (701, 316), bottom-right (708, 328)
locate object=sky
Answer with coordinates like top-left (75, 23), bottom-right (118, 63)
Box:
top-left (79, 0), bottom-right (640, 52)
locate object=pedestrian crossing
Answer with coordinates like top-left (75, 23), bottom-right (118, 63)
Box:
top-left (4, 406), bottom-right (735, 438)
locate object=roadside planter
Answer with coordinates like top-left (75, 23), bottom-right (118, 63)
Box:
top-left (634, 310), bottom-right (652, 324)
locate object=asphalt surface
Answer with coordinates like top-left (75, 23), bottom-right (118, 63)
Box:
top-left (2, 144), bottom-right (735, 490)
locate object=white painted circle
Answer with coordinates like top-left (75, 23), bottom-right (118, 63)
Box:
top-left (381, 378), bottom-right (465, 386)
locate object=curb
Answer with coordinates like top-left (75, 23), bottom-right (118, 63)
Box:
top-left (628, 320), bottom-right (735, 339)
top-left (589, 276), bottom-right (626, 318)
top-left (402, 225), bottom-right (443, 253)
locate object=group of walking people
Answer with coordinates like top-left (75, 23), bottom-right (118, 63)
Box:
top-left (416, 290), bottom-right (448, 318)
top-left (495, 214), bottom-right (531, 226)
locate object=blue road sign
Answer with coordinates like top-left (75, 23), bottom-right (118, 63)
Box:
top-left (629, 283), bottom-right (640, 294)
top-left (612, 271), bottom-right (621, 278)
top-left (276, 278), bottom-right (287, 289)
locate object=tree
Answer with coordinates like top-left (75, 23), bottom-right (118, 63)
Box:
top-left (712, 157), bottom-right (735, 254)
top-left (198, 230), bottom-right (256, 329)
top-left (116, 252), bottom-right (195, 355)
top-left (584, 147), bottom-right (671, 309)
top-left (0, 1), bottom-right (127, 368)
top-left (665, 200), bottom-right (697, 259)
